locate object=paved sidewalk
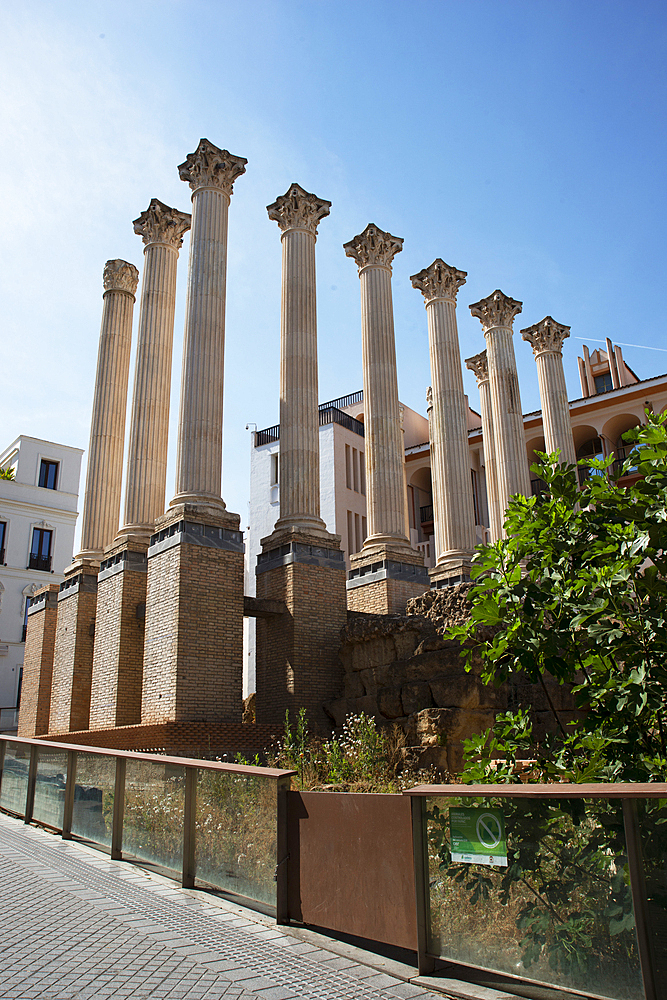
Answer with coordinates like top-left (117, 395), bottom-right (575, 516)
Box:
top-left (0, 812), bottom-right (445, 1000)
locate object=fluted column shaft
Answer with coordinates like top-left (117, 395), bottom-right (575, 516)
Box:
top-left (428, 298), bottom-right (476, 559)
top-left (487, 325), bottom-right (531, 502)
top-left (79, 260), bottom-right (138, 559)
top-left (267, 183), bottom-right (331, 534)
top-left (535, 353), bottom-right (576, 464)
top-left (466, 352), bottom-right (502, 541)
top-left (470, 291), bottom-right (530, 528)
top-left (123, 242), bottom-right (179, 529)
top-left (521, 317), bottom-right (576, 467)
top-left (359, 264), bottom-right (409, 544)
top-left (122, 201), bottom-right (190, 536)
top-left (279, 229), bottom-right (321, 523)
top-left (412, 260), bottom-right (475, 567)
top-left (174, 186), bottom-right (229, 505)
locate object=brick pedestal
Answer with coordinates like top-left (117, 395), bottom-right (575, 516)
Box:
top-left (49, 562), bottom-right (99, 735)
top-left (428, 560), bottom-right (472, 590)
top-left (88, 541), bottom-right (148, 729)
top-left (141, 506), bottom-right (244, 725)
top-left (347, 547), bottom-right (429, 615)
top-left (255, 530), bottom-right (347, 732)
top-left (18, 584), bottom-right (60, 737)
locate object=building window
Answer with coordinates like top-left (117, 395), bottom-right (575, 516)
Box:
top-left (354, 512), bottom-right (361, 553)
top-left (345, 445), bottom-right (352, 489)
top-left (270, 453), bottom-right (279, 486)
top-left (22, 600), bottom-right (32, 642)
top-left (0, 521), bottom-right (5, 564)
top-left (352, 448), bottom-right (359, 492)
top-left (594, 372), bottom-right (613, 395)
top-left (38, 460), bottom-right (59, 490)
top-left (347, 510), bottom-right (354, 555)
top-left (359, 452), bottom-right (366, 495)
top-left (29, 527), bottom-right (52, 572)
top-left (16, 667), bottom-right (23, 708)
top-left (361, 516), bottom-right (367, 545)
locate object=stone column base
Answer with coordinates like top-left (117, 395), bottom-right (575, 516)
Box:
top-left (346, 546), bottom-right (429, 615)
top-left (18, 584), bottom-right (60, 737)
top-left (255, 528), bottom-right (347, 732)
top-left (48, 560), bottom-right (99, 735)
top-left (141, 504), bottom-right (244, 725)
top-left (88, 540), bottom-right (148, 730)
top-left (429, 557), bottom-right (473, 589)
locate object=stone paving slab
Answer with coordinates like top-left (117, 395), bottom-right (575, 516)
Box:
top-left (0, 812), bottom-right (444, 1000)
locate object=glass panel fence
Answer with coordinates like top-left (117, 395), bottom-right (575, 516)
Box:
top-left (71, 752), bottom-right (116, 848)
top-left (425, 795), bottom-right (643, 1000)
top-left (0, 741), bottom-right (31, 816)
top-left (195, 768), bottom-right (277, 907)
top-left (122, 758), bottom-right (185, 873)
top-left (32, 747), bottom-right (68, 829)
top-left (637, 797), bottom-right (667, 989)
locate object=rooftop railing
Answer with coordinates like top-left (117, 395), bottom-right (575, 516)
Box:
top-left (0, 736), bottom-right (294, 918)
top-left (255, 406), bottom-right (364, 446)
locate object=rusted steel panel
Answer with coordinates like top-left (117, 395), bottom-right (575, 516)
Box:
top-left (287, 791), bottom-right (417, 951)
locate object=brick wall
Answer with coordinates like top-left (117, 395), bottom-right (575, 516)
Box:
top-left (49, 581), bottom-right (97, 735)
top-left (142, 539), bottom-right (244, 724)
top-left (346, 576), bottom-right (429, 615)
top-left (89, 559), bottom-right (146, 729)
top-left (256, 560), bottom-right (347, 731)
top-left (40, 719), bottom-right (282, 760)
top-left (18, 585), bottom-right (60, 737)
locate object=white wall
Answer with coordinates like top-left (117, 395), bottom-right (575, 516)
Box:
top-left (0, 436), bottom-right (82, 715)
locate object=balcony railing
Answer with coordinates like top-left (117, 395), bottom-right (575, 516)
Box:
top-left (28, 554), bottom-right (51, 572)
top-left (255, 424), bottom-right (280, 446)
top-left (318, 406), bottom-right (364, 436)
top-left (255, 406), bottom-right (364, 447)
top-left (318, 390), bottom-right (363, 411)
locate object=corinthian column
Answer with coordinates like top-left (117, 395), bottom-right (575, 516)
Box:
top-left (119, 199), bottom-right (191, 540)
top-left (465, 350), bottom-right (502, 541)
top-left (79, 259), bottom-right (139, 560)
top-left (343, 225), bottom-right (427, 614)
top-left (171, 138), bottom-right (247, 513)
top-left (344, 224), bottom-right (410, 551)
top-left (267, 183), bottom-right (330, 537)
top-left (469, 290), bottom-right (530, 525)
top-left (411, 259), bottom-right (476, 580)
top-left (521, 316), bottom-right (576, 467)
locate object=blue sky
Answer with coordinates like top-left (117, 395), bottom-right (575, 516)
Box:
top-left (1, 0), bottom-right (666, 542)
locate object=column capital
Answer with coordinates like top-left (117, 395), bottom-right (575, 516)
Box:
top-left (267, 182), bottom-right (330, 237)
top-left (133, 198), bottom-right (191, 250)
top-left (469, 289), bottom-right (522, 331)
top-left (103, 259), bottom-right (139, 296)
top-left (178, 138), bottom-right (247, 197)
top-left (411, 258), bottom-right (467, 303)
top-left (521, 315), bottom-right (571, 356)
top-left (465, 349), bottom-right (489, 383)
top-left (344, 223), bottom-right (403, 272)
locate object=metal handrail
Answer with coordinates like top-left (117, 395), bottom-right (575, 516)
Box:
top-left (0, 734), bottom-right (295, 921)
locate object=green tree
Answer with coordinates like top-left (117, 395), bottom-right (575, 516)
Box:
top-left (448, 408), bottom-right (667, 784)
top-left (0, 466), bottom-right (15, 480)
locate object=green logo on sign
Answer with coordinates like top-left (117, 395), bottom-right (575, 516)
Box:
top-left (449, 807), bottom-right (508, 867)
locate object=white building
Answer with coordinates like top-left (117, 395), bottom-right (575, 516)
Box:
top-left (243, 391), bottom-right (482, 694)
top-left (0, 436), bottom-right (82, 731)
top-left (244, 344), bottom-right (667, 697)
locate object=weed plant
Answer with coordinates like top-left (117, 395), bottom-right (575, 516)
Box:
top-left (268, 708), bottom-right (444, 791)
